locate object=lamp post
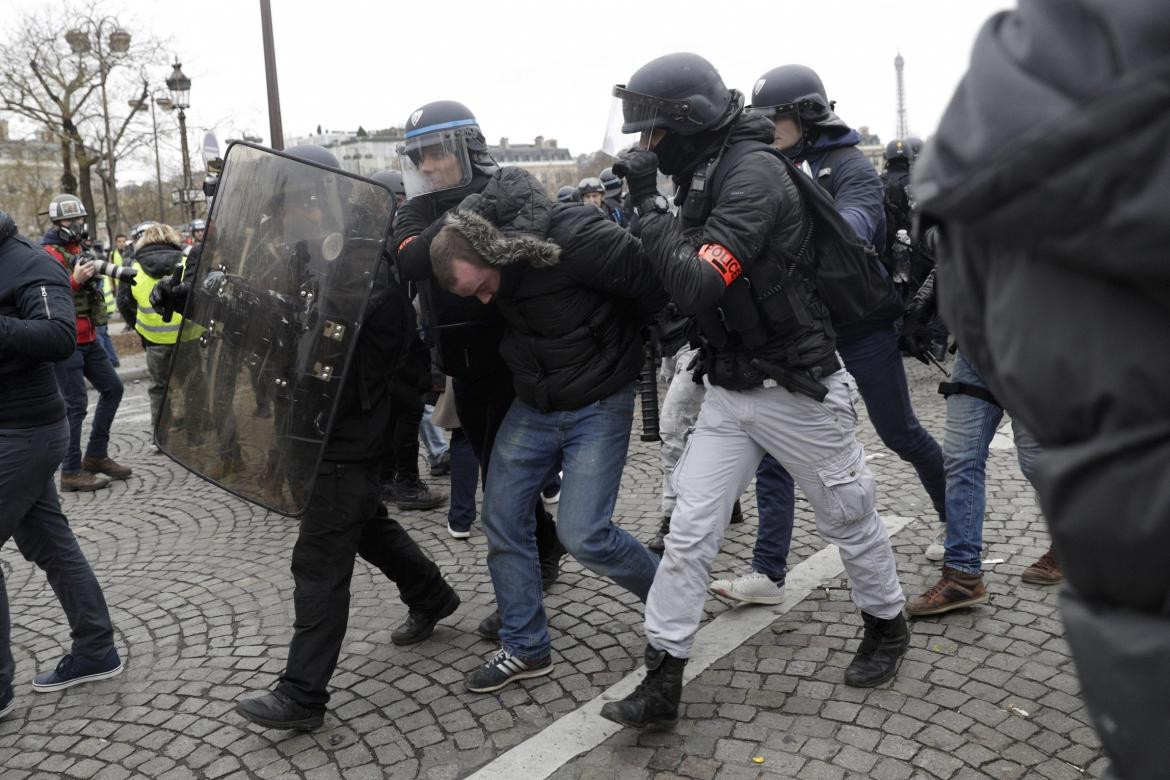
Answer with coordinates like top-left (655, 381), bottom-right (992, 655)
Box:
top-left (129, 90), bottom-right (168, 223)
top-left (165, 60), bottom-right (195, 223)
top-left (67, 21), bottom-right (132, 242)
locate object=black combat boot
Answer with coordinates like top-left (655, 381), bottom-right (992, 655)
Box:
top-left (729, 500), bottom-right (744, 525)
top-left (600, 645), bottom-right (686, 728)
top-left (844, 611), bottom-right (910, 688)
top-left (646, 515), bottom-right (671, 554)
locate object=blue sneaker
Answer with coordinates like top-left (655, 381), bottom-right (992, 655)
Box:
top-left (32, 648), bottom-right (123, 692)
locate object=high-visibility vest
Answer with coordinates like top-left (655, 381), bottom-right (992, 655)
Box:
top-left (130, 260), bottom-right (202, 344)
top-left (102, 249), bottom-right (122, 314)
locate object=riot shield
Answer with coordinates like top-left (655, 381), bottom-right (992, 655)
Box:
top-left (156, 142), bottom-right (395, 515)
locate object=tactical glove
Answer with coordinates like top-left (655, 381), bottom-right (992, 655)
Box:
top-left (613, 149), bottom-right (661, 206)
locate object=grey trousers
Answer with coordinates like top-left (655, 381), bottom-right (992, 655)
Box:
top-left (659, 346), bottom-right (706, 515)
top-left (645, 370), bottom-right (906, 658)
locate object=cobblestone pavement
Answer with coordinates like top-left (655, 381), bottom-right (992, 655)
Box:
top-left (0, 358), bottom-right (1105, 779)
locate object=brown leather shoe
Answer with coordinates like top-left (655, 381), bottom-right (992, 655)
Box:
top-left (60, 470), bottom-right (111, 492)
top-left (1021, 548), bottom-right (1063, 585)
top-left (81, 455), bottom-right (132, 480)
top-left (905, 567), bottom-right (988, 616)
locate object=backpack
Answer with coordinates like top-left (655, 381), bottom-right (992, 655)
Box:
top-left (708, 140), bottom-right (901, 333)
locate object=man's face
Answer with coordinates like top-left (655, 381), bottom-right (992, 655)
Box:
top-left (582, 192), bottom-right (604, 207)
top-left (419, 146), bottom-right (463, 190)
top-left (193, 229), bottom-right (205, 242)
top-left (772, 115), bottom-right (802, 152)
top-left (115, 236), bottom-right (126, 250)
top-left (449, 257), bottom-right (500, 305)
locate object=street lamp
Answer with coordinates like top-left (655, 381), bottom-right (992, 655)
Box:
top-left (67, 21), bottom-right (131, 242)
top-left (165, 60), bottom-right (195, 222)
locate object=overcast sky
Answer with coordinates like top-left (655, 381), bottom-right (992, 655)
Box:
top-left (11, 0), bottom-right (1013, 182)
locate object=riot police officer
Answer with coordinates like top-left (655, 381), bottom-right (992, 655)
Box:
top-left (599, 53), bottom-right (907, 729)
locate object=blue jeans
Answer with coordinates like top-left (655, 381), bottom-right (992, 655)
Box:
top-left (482, 385), bottom-right (658, 661)
top-left (419, 404), bottom-right (449, 465)
top-left (95, 324), bottom-right (119, 366)
top-left (52, 341), bottom-right (124, 472)
top-left (0, 418), bottom-right (117, 699)
top-left (752, 325), bottom-right (946, 581)
top-left (943, 351), bottom-right (1041, 573)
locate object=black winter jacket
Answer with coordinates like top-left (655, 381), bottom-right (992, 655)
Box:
top-left (0, 211), bottom-right (77, 428)
top-left (116, 240), bottom-right (184, 329)
top-left (443, 168), bottom-right (667, 411)
top-left (639, 113), bottom-right (837, 388)
top-left (915, 4), bottom-right (1170, 777)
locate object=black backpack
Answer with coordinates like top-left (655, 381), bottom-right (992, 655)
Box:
top-left (708, 140), bottom-right (901, 332)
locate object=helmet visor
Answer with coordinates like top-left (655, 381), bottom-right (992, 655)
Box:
top-left (603, 86), bottom-right (672, 156)
top-left (397, 127), bottom-right (474, 198)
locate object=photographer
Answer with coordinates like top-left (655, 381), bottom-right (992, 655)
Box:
top-left (40, 195), bottom-right (132, 492)
top-left (0, 209), bottom-right (124, 717)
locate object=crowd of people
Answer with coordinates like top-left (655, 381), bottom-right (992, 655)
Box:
top-left (0, 2), bottom-right (1163, 775)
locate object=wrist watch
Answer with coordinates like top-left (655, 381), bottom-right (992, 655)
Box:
top-left (637, 194), bottom-right (670, 217)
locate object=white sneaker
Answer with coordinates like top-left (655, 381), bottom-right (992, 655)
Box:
top-left (447, 523), bottom-right (471, 540)
top-left (709, 571), bottom-right (785, 605)
top-left (925, 524), bottom-right (945, 562)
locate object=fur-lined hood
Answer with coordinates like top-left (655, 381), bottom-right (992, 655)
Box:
top-left (442, 208), bottom-right (560, 269)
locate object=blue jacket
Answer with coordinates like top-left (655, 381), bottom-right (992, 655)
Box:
top-left (804, 128), bottom-right (888, 254)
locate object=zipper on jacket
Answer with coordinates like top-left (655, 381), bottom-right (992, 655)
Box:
top-left (41, 285), bottom-right (51, 318)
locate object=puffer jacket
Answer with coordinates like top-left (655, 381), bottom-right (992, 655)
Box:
top-left (914, 3), bottom-right (1170, 778)
top-left (443, 168), bottom-right (667, 412)
top-left (0, 211), bottom-right (77, 427)
top-left (116, 240), bottom-right (183, 329)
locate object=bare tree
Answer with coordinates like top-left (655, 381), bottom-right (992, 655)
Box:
top-left (0, 1), bottom-right (167, 241)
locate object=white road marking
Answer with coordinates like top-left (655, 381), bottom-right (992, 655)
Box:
top-left (468, 515), bottom-right (915, 780)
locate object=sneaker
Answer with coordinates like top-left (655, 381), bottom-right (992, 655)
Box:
top-left (476, 610), bottom-right (501, 641)
top-left (709, 571), bottom-right (785, 605)
top-left (465, 648), bottom-right (553, 693)
top-left (429, 451), bottom-right (451, 477)
top-left (925, 524), bottom-right (945, 562)
top-left (391, 591), bottom-right (460, 646)
top-left (32, 648), bottom-right (123, 692)
top-left (392, 476), bottom-right (448, 511)
top-left (60, 470), bottom-right (110, 492)
top-left (81, 455), bottom-right (132, 480)
top-left (905, 567), bottom-right (989, 616)
top-left (236, 690), bottom-right (323, 731)
top-left (0, 689), bottom-right (13, 720)
top-left (541, 472), bottom-right (562, 504)
top-left (447, 523), bottom-right (471, 540)
top-left (1021, 548), bottom-right (1063, 585)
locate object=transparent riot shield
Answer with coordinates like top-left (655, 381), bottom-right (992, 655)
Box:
top-left (156, 142), bottom-right (395, 515)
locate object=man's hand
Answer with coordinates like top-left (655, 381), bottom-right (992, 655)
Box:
top-left (613, 149), bottom-right (660, 204)
top-left (72, 260), bottom-right (97, 284)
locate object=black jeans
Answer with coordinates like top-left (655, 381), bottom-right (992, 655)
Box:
top-left (447, 429), bottom-right (479, 532)
top-left (276, 459), bottom-right (455, 709)
top-left (380, 376), bottom-right (425, 483)
top-left (52, 341), bottom-right (124, 472)
top-left (452, 372), bottom-right (560, 558)
top-left (0, 418), bottom-right (117, 698)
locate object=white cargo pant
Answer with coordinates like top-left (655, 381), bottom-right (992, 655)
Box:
top-left (659, 346), bottom-right (707, 516)
top-left (645, 369), bottom-right (906, 658)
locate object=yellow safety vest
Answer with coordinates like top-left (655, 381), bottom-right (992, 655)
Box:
top-left (101, 249), bottom-right (122, 314)
top-left (131, 260), bottom-right (202, 344)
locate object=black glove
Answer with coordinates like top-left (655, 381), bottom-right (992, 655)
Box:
top-left (150, 273), bottom-right (190, 322)
top-left (613, 149), bottom-right (660, 205)
top-left (898, 314), bottom-right (930, 364)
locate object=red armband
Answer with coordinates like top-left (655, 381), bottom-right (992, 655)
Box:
top-left (697, 243), bottom-right (743, 286)
top-left (397, 235), bottom-right (418, 253)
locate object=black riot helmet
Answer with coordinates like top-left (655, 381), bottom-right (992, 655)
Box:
top-left (906, 136), bottom-right (925, 162)
top-left (370, 169), bottom-right (406, 203)
top-left (557, 185), bottom-right (580, 203)
top-left (284, 144), bottom-right (340, 169)
top-left (884, 139), bottom-right (912, 163)
top-left (578, 177), bottom-right (604, 196)
top-left (599, 167), bottom-right (622, 197)
top-left (398, 100), bottom-right (496, 198)
top-left (749, 64), bottom-right (833, 123)
top-left (612, 53), bottom-right (734, 138)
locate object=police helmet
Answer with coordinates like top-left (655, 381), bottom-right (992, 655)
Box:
top-left (578, 177), bottom-right (604, 196)
top-left (556, 185), bottom-right (580, 204)
top-left (906, 136), bottom-right (925, 161)
top-left (398, 101), bottom-right (495, 198)
top-left (884, 139), bottom-right (912, 163)
top-left (613, 53), bottom-right (734, 137)
top-left (47, 193), bottom-right (87, 222)
top-left (370, 169), bottom-right (406, 200)
top-left (190, 218), bottom-right (207, 232)
top-left (749, 65), bottom-right (834, 124)
top-left (284, 144), bottom-right (340, 169)
top-left (599, 168), bottom-right (622, 196)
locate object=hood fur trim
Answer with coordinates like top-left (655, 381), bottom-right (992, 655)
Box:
top-left (443, 209), bottom-right (560, 269)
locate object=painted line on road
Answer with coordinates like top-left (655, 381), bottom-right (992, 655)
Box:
top-left (469, 514), bottom-right (915, 780)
